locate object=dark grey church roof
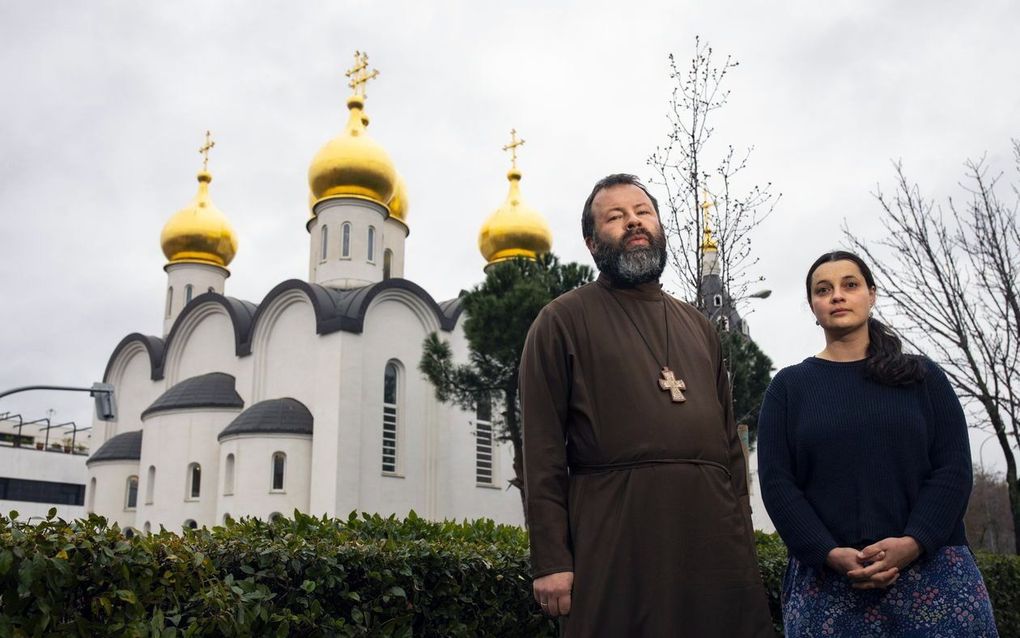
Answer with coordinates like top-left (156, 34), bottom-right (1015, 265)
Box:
top-left (104, 279), bottom-right (463, 383)
top-left (141, 372), bottom-right (244, 419)
top-left (218, 398), bottom-right (313, 441)
top-left (251, 278), bottom-right (462, 335)
top-left (437, 296), bottom-right (465, 324)
top-left (86, 430), bottom-right (143, 465)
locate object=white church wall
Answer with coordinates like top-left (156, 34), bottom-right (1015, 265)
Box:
top-left (331, 331), bottom-right (363, 517)
top-left (304, 335), bottom-right (347, 519)
top-left (356, 293), bottom-right (442, 518)
top-left (433, 325), bottom-right (525, 525)
top-left (309, 199), bottom-right (387, 288)
top-left (250, 290), bottom-right (344, 518)
top-left (382, 218), bottom-right (406, 279)
top-left (134, 409), bottom-right (237, 531)
top-left (216, 434), bottom-right (312, 523)
top-left (164, 303), bottom-right (240, 387)
top-left (86, 460), bottom-right (138, 531)
top-left (747, 450), bottom-right (775, 533)
top-left (163, 263), bottom-right (228, 334)
top-left (433, 404), bottom-right (524, 525)
top-left (251, 292), bottom-right (319, 403)
top-left (492, 442), bottom-right (523, 522)
top-left (99, 343), bottom-right (163, 446)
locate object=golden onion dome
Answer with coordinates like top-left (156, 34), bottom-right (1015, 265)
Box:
top-left (308, 85), bottom-right (396, 207)
top-left (478, 167), bottom-right (552, 266)
top-left (160, 170), bottom-right (238, 268)
top-left (388, 173), bottom-right (409, 226)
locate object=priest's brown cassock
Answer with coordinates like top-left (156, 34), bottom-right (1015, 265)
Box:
top-left (520, 274), bottom-right (775, 636)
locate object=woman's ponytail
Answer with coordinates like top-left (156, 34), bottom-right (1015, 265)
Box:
top-left (864, 317), bottom-right (926, 386)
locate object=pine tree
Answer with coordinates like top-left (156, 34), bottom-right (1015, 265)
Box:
top-left (420, 254), bottom-right (593, 516)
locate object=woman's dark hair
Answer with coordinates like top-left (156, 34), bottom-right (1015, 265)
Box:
top-left (806, 250), bottom-right (926, 386)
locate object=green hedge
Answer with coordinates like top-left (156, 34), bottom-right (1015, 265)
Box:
top-left (1, 511), bottom-right (1018, 637)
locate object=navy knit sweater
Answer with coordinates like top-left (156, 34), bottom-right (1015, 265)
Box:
top-left (757, 357), bottom-right (972, 568)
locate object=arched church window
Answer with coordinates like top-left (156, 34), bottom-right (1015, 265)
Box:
top-left (713, 294), bottom-right (723, 308)
top-left (124, 527), bottom-right (135, 539)
top-left (125, 475), bottom-right (138, 510)
top-left (367, 226), bottom-right (376, 262)
top-left (271, 452), bottom-right (286, 491)
top-left (382, 361), bottom-right (400, 473)
top-left (269, 512), bottom-right (283, 523)
top-left (320, 225), bottom-right (329, 262)
top-left (187, 462), bottom-right (201, 499)
top-left (165, 287), bottom-right (173, 318)
top-left (475, 394), bottom-right (494, 485)
top-left (145, 465), bottom-right (155, 504)
top-left (184, 519), bottom-right (198, 530)
top-left (185, 284), bottom-right (194, 305)
top-left (143, 521), bottom-right (151, 534)
top-left (341, 223), bottom-right (351, 258)
top-left (719, 316), bottom-right (730, 332)
top-left (224, 454), bottom-right (235, 495)
top-left (383, 249), bottom-right (393, 279)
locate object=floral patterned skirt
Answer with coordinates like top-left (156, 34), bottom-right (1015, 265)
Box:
top-left (782, 546), bottom-right (998, 637)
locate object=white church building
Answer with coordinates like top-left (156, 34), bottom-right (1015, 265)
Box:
top-left (84, 54), bottom-right (552, 534)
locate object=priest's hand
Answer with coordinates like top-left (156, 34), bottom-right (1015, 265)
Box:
top-left (847, 536), bottom-right (921, 590)
top-left (534, 571), bottom-right (573, 617)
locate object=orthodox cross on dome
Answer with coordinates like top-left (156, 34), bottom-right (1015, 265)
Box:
top-left (198, 130), bottom-right (215, 171)
top-left (346, 50), bottom-right (379, 97)
top-left (502, 128), bottom-right (525, 170)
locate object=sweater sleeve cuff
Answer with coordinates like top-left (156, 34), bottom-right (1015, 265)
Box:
top-left (903, 526), bottom-right (937, 557)
top-left (801, 540), bottom-right (839, 569)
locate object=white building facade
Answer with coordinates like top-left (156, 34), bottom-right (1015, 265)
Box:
top-left (0, 418), bottom-right (87, 522)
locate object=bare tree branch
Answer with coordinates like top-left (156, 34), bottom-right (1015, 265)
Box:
top-left (843, 151), bottom-right (1020, 554)
top-left (647, 37), bottom-right (779, 313)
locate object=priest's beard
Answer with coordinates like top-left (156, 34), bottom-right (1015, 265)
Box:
top-left (590, 225), bottom-right (667, 286)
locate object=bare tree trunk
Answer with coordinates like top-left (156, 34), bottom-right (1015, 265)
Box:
top-left (844, 150), bottom-right (1020, 553)
top-left (1008, 466), bottom-right (1020, 555)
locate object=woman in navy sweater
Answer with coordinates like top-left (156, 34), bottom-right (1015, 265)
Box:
top-left (758, 250), bottom-right (998, 637)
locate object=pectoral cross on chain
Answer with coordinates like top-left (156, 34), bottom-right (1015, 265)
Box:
top-left (659, 367), bottom-right (687, 403)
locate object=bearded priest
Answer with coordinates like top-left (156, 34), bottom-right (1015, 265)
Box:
top-left (520, 174), bottom-right (775, 637)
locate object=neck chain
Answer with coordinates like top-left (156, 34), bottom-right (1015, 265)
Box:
top-left (605, 289), bottom-right (687, 403)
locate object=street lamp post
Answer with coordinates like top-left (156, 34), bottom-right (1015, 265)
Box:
top-left (0, 383), bottom-right (116, 421)
top-left (979, 433), bottom-right (1000, 473)
top-left (977, 433), bottom-right (1000, 553)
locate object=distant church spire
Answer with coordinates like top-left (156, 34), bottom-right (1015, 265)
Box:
top-left (700, 190), bottom-right (720, 277)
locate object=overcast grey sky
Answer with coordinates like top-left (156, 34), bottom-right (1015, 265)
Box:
top-left (1, 1), bottom-right (1017, 469)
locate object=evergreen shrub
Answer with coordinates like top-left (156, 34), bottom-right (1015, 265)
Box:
top-left (1, 511), bottom-right (1018, 637)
